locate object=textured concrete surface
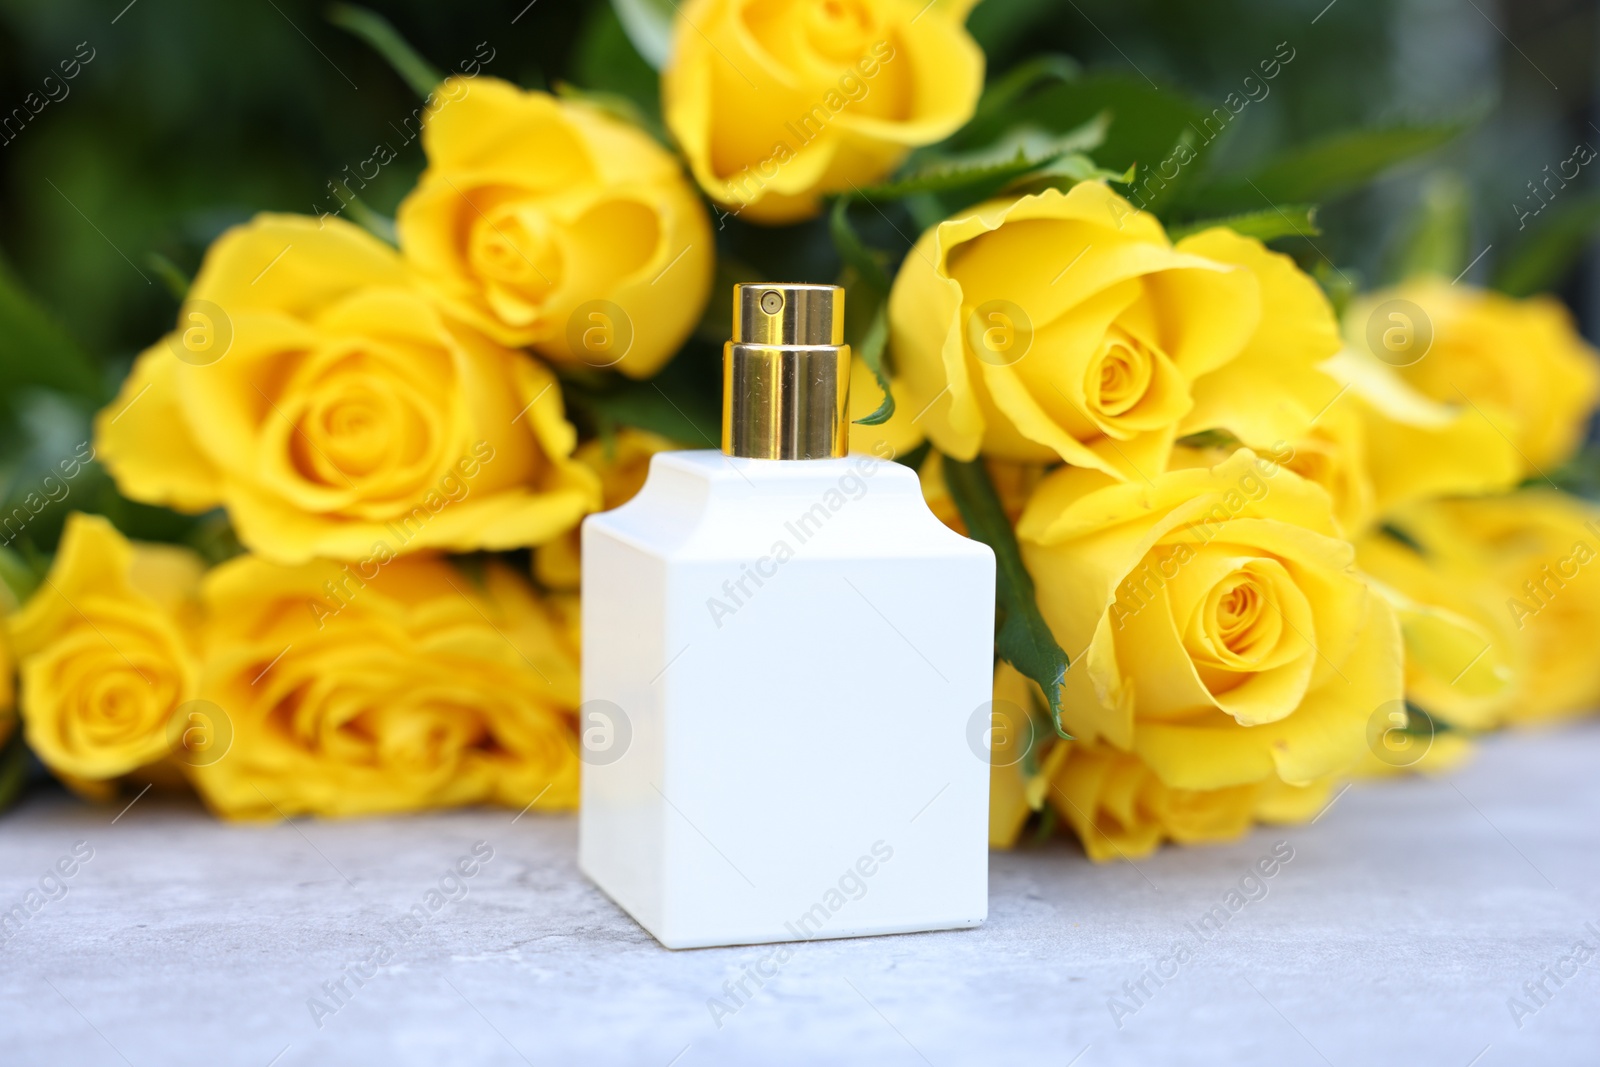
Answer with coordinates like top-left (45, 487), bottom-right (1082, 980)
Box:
top-left (3, 722), bottom-right (1599, 1067)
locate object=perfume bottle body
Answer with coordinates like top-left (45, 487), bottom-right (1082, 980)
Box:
top-left (579, 449), bottom-right (995, 949)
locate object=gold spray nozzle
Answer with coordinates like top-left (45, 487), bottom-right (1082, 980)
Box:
top-left (722, 283), bottom-right (850, 460)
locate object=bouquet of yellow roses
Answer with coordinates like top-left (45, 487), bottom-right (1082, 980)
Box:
top-left (3, 0), bottom-right (1599, 862)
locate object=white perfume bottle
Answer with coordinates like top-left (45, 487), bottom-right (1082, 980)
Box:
top-left (579, 283), bottom-right (995, 949)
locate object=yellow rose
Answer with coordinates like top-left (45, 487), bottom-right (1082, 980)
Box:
top-left (8, 513), bottom-right (202, 783)
top-left (1350, 279), bottom-right (1600, 474)
top-left (985, 662), bottom-right (1336, 860)
top-left (191, 553), bottom-right (581, 819)
top-left (1018, 449), bottom-right (1403, 790)
top-left (534, 428), bottom-right (681, 590)
top-left (1045, 739), bottom-right (1334, 861)
top-left (1375, 491), bottom-right (1600, 725)
top-left (1177, 350), bottom-right (1520, 537)
top-left (96, 214), bottom-right (600, 564)
top-left (890, 183), bottom-right (1343, 480)
top-left (1355, 534), bottom-right (1514, 731)
top-left (397, 77), bottom-right (712, 376)
top-left (663, 0), bottom-right (984, 223)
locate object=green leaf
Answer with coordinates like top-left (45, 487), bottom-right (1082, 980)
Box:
top-left (573, 2), bottom-right (661, 121)
top-left (1540, 445), bottom-right (1600, 501)
top-left (881, 114), bottom-right (1110, 200)
top-left (0, 732), bottom-right (30, 818)
top-left (829, 200), bottom-right (895, 424)
top-left (1174, 427), bottom-right (1244, 451)
top-left (0, 249), bottom-right (101, 400)
top-left (1190, 120), bottom-right (1472, 214)
top-left (146, 252), bottom-right (191, 302)
top-left (957, 54), bottom-right (1081, 147)
top-left (1311, 259), bottom-right (1360, 318)
top-left (1167, 203), bottom-right (1320, 244)
top-left (566, 376), bottom-right (717, 447)
top-left (849, 151), bottom-right (1047, 203)
top-left (940, 454), bottom-right (1071, 737)
top-left (1394, 172), bottom-right (1470, 281)
top-left (1496, 192), bottom-right (1600, 297)
top-left (852, 304), bottom-right (893, 425)
top-left (828, 197), bottom-right (891, 293)
top-left (0, 543), bottom-right (40, 608)
top-left (965, 0), bottom-right (1058, 59)
top-left (610, 0), bottom-right (675, 71)
top-left (339, 194), bottom-right (397, 246)
top-left (1003, 153), bottom-right (1135, 197)
top-left (973, 75), bottom-right (1207, 176)
top-left (326, 3), bottom-right (442, 99)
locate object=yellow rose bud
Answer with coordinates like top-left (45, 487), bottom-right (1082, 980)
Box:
top-left (1349, 279), bottom-right (1600, 473)
top-left (534, 428), bottom-right (681, 590)
top-left (1377, 491), bottom-right (1600, 726)
top-left (96, 214), bottom-right (601, 564)
top-left (663, 0), bottom-right (984, 223)
top-left (396, 77), bottom-right (713, 376)
top-left (191, 553), bottom-right (581, 819)
top-left (889, 184), bottom-right (1344, 479)
top-left (8, 513), bottom-right (202, 783)
top-left (1019, 449), bottom-right (1403, 790)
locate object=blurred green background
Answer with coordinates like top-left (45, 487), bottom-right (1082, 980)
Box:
top-left (1, 0), bottom-right (1596, 564)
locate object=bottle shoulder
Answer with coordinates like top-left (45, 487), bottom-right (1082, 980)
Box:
top-left (583, 449), bottom-right (993, 564)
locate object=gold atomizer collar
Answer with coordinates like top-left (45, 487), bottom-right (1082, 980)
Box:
top-left (722, 283), bottom-right (850, 460)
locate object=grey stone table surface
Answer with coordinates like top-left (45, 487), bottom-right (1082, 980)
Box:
top-left (4, 722), bottom-right (1600, 1067)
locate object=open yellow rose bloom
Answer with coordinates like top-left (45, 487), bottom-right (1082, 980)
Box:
top-left (889, 184), bottom-right (1345, 480)
top-left (96, 214), bottom-right (601, 564)
top-left (398, 78), bottom-right (713, 375)
top-left (663, 0), bottom-right (984, 223)
top-left (1019, 450), bottom-right (1404, 791)
top-left (9, 513), bottom-right (202, 785)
